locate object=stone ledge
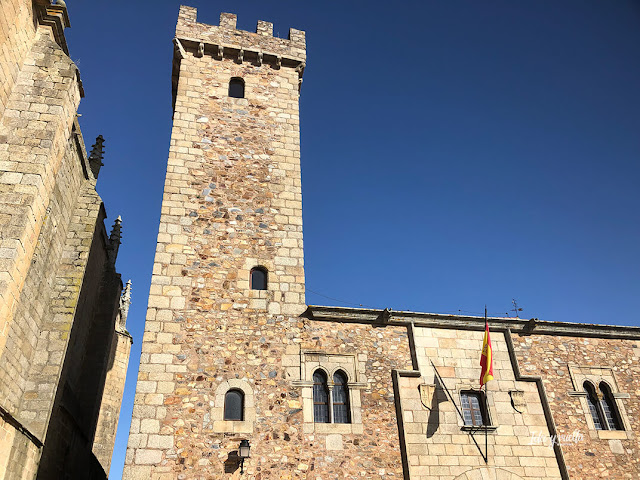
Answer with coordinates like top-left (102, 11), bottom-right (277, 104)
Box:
top-left (461, 425), bottom-right (499, 433)
top-left (312, 422), bottom-right (363, 435)
top-left (597, 430), bottom-right (629, 440)
top-left (305, 305), bottom-right (640, 340)
top-left (176, 37), bottom-right (306, 68)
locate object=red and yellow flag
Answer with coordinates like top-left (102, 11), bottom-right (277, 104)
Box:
top-left (479, 320), bottom-right (494, 387)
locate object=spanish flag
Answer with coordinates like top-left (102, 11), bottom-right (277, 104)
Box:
top-left (479, 318), bottom-right (494, 387)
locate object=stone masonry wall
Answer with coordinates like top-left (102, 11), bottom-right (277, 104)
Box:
top-left (0, 416), bottom-right (39, 480)
top-left (296, 320), bottom-right (413, 479)
top-left (0, 24), bottom-right (81, 367)
top-left (400, 326), bottom-right (562, 480)
top-left (36, 211), bottom-right (121, 479)
top-left (0, 0), bottom-right (36, 120)
top-left (0, 2), bottom-right (127, 477)
top-left (0, 417), bottom-right (16, 480)
top-left (0, 130), bottom-right (89, 423)
top-left (93, 329), bottom-right (133, 474)
top-left (0, 14), bottom-right (94, 480)
top-left (512, 334), bottom-right (640, 479)
top-left (0, 133), bottom-right (99, 480)
top-left (17, 182), bottom-right (105, 438)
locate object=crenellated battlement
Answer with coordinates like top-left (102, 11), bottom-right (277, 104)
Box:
top-left (175, 5), bottom-right (306, 65)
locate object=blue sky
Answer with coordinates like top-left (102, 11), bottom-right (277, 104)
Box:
top-left (62, 1), bottom-right (640, 477)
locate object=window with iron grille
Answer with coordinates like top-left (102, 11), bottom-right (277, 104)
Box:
top-left (313, 370), bottom-right (330, 423)
top-left (584, 381), bottom-right (605, 430)
top-left (461, 391), bottom-right (487, 427)
top-left (599, 382), bottom-right (623, 430)
top-left (332, 370), bottom-right (351, 424)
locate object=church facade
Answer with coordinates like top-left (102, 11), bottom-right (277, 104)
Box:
top-left (0, 1), bottom-right (132, 478)
top-left (123, 6), bottom-right (640, 480)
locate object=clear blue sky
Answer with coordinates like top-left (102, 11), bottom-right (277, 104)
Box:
top-left (63, 1), bottom-right (640, 477)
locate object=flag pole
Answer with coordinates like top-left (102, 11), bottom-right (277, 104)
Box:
top-left (484, 305), bottom-right (488, 464)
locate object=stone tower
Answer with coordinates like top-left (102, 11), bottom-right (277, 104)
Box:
top-left (123, 5), bottom-right (308, 478)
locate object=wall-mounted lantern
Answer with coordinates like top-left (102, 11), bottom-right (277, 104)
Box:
top-left (238, 439), bottom-right (251, 474)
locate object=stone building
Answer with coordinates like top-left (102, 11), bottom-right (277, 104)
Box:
top-left (0, 1), bottom-right (132, 479)
top-left (123, 6), bottom-right (640, 480)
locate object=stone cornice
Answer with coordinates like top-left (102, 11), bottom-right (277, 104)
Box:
top-left (34, 2), bottom-right (71, 56)
top-left (176, 37), bottom-right (306, 71)
top-left (305, 305), bottom-right (640, 340)
top-left (34, 1), bottom-right (85, 98)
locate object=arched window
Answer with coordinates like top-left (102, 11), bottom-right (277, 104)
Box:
top-left (584, 381), bottom-right (604, 430)
top-left (229, 77), bottom-right (245, 98)
top-left (250, 267), bottom-right (267, 290)
top-left (599, 382), bottom-right (623, 430)
top-left (313, 370), bottom-right (330, 423)
top-left (332, 370), bottom-right (351, 423)
top-left (224, 389), bottom-right (244, 421)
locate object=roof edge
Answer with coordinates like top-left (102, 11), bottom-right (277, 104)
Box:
top-left (305, 305), bottom-right (640, 341)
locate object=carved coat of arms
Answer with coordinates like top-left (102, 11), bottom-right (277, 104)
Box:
top-left (419, 384), bottom-right (436, 409)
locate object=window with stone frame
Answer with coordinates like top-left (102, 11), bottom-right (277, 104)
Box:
top-left (584, 381), bottom-right (605, 430)
top-left (210, 380), bottom-right (256, 434)
top-left (229, 77), bottom-right (245, 98)
top-left (568, 365), bottom-right (631, 439)
top-left (313, 370), bottom-right (330, 423)
top-left (332, 370), bottom-right (351, 424)
top-left (460, 391), bottom-right (488, 427)
top-left (599, 382), bottom-right (623, 430)
top-left (296, 352), bottom-right (365, 435)
top-left (224, 389), bottom-right (245, 421)
top-left (250, 266), bottom-right (267, 290)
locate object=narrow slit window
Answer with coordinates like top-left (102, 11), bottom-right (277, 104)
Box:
top-left (229, 77), bottom-right (245, 98)
top-left (313, 370), bottom-right (330, 423)
top-left (332, 370), bottom-right (351, 423)
top-left (250, 267), bottom-right (267, 290)
top-left (599, 382), bottom-right (623, 430)
top-left (461, 391), bottom-right (487, 426)
top-left (584, 381), bottom-right (604, 430)
top-left (224, 389), bottom-right (244, 421)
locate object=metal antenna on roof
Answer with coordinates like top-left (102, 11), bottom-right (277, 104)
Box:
top-left (511, 299), bottom-right (523, 318)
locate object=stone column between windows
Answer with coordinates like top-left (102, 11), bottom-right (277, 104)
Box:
top-left (595, 391), bottom-right (607, 429)
top-left (327, 385), bottom-right (334, 423)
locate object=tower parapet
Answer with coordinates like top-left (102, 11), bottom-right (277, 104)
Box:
top-left (175, 6), bottom-right (306, 66)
